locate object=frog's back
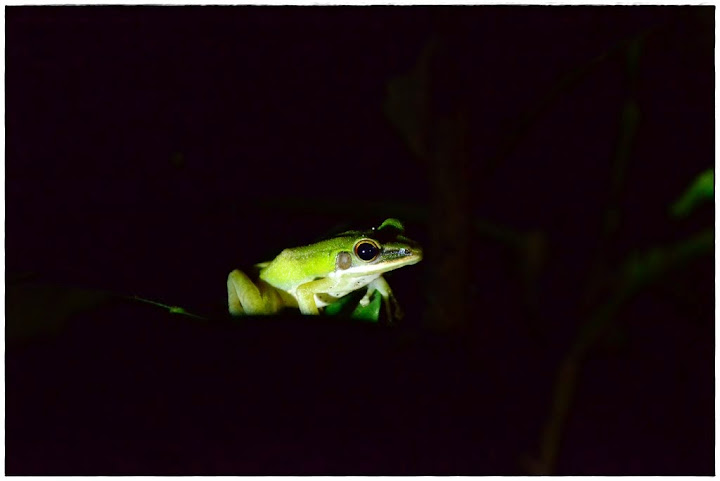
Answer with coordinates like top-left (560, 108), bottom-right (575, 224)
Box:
top-left (258, 238), bottom-right (343, 292)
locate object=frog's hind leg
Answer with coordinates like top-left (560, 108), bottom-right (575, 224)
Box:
top-left (227, 269), bottom-right (282, 316)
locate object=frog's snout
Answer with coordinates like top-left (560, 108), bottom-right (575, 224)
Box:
top-left (402, 245), bottom-right (423, 261)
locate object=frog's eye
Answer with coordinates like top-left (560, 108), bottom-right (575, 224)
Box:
top-left (354, 239), bottom-right (380, 262)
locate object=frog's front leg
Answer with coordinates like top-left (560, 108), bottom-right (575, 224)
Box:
top-left (367, 276), bottom-right (403, 322)
top-left (227, 269), bottom-right (283, 316)
top-left (295, 277), bottom-right (336, 315)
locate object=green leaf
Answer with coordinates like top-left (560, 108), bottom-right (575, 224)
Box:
top-left (323, 291), bottom-right (361, 317)
top-left (324, 289), bottom-right (382, 323)
top-left (130, 296), bottom-right (207, 320)
top-left (348, 290), bottom-right (382, 322)
top-left (671, 168), bottom-right (713, 217)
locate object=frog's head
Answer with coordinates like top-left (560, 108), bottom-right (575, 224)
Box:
top-left (332, 218), bottom-right (422, 278)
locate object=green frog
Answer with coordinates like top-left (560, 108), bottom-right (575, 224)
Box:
top-left (227, 218), bottom-right (422, 322)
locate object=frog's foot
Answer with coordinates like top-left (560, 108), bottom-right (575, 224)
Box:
top-left (359, 288), bottom-right (373, 307)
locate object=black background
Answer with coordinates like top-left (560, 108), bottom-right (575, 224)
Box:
top-left (6, 6), bottom-right (714, 475)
